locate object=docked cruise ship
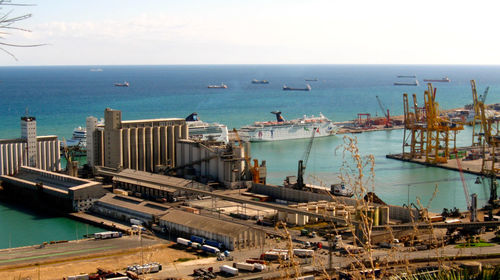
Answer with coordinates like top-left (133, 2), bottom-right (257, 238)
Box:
top-left (185, 113), bottom-right (229, 143)
top-left (65, 127), bottom-right (87, 148)
top-left (239, 111), bottom-right (338, 142)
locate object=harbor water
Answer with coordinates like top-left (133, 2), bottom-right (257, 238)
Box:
top-left (0, 65), bottom-right (499, 248)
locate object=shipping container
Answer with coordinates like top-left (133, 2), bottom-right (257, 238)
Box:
top-left (296, 275), bottom-right (315, 280)
top-left (176, 237), bottom-right (190, 246)
top-left (220, 265), bottom-right (238, 276)
top-left (126, 263), bottom-right (162, 275)
top-left (246, 258), bottom-right (267, 265)
top-left (234, 262), bottom-right (254, 271)
top-left (191, 235), bottom-right (205, 244)
top-left (130, 218), bottom-right (143, 225)
top-left (201, 244), bottom-right (220, 255)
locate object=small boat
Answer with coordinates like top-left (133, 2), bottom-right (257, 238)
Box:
top-left (397, 75), bottom-right (416, 78)
top-left (423, 77), bottom-right (450, 83)
top-left (305, 78), bottom-right (318, 82)
top-left (251, 79), bottom-right (269, 84)
top-left (207, 83), bottom-right (228, 89)
top-left (393, 80), bottom-right (419, 86)
top-left (114, 81), bottom-right (129, 87)
top-left (283, 84), bottom-right (311, 91)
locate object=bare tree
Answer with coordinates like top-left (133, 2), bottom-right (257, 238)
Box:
top-left (0, 0), bottom-right (44, 60)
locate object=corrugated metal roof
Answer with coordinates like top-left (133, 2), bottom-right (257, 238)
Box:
top-left (97, 193), bottom-right (169, 216)
top-left (160, 209), bottom-right (255, 237)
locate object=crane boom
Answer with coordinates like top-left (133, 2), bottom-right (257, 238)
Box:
top-left (480, 86), bottom-right (490, 103)
top-left (455, 151), bottom-right (471, 210)
top-left (297, 129), bottom-right (316, 189)
top-left (376, 96), bottom-right (387, 117)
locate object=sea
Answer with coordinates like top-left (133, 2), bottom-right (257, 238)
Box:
top-left (0, 64), bottom-right (499, 249)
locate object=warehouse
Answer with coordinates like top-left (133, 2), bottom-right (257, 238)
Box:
top-left (159, 209), bottom-right (266, 251)
top-left (0, 166), bottom-right (105, 211)
top-left (111, 168), bottom-right (210, 202)
top-left (91, 193), bottom-right (170, 225)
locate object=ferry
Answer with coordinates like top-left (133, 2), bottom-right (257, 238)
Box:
top-left (185, 113), bottom-right (229, 143)
top-left (393, 80), bottom-right (419, 86)
top-left (283, 84), bottom-right (311, 91)
top-left (423, 77), bottom-right (450, 83)
top-left (114, 81), bottom-right (129, 87)
top-left (207, 83), bottom-right (228, 89)
top-left (239, 111), bottom-right (338, 142)
top-left (251, 79), bottom-right (269, 84)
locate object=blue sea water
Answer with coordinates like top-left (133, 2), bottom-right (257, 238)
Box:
top-left (0, 64), bottom-right (499, 248)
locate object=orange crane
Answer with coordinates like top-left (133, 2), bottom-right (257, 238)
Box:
top-left (376, 95), bottom-right (392, 127)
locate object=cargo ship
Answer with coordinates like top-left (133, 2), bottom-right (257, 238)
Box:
top-left (397, 75), bottom-right (416, 78)
top-left (185, 112), bottom-right (229, 143)
top-left (251, 79), bottom-right (269, 84)
top-left (207, 83), bottom-right (228, 89)
top-left (239, 111), bottom-right (337, 142)
top-left (423, 77), bottom-right (450, 83)
top-left (283, 84), bottom-right (311, 91)
top-left (393, 80), bottom-right (419, 86)
top-left (305, 78), bottom-right (318, 81)
top-left (114, 81), bottom-right (129, 87)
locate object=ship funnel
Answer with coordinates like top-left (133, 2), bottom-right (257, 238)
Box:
top-left (185, 112), bottom-right (199, 122)
top-left (271, 111), bottom-right (285, 122)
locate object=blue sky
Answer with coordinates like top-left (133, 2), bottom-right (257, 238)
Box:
top-left (1, 0), bottom-right (499, 66)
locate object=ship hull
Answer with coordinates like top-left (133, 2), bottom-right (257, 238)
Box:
top-left (240, 122), bottom-right (337, 142)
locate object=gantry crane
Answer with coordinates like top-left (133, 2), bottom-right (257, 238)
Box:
top-left (402, 84), bottom-right (463, 164)
top-left (376, 95), bottom-right (392, 127)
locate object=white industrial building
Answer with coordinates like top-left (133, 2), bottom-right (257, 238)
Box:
top-left (0, 116), bottom-right (60, 176)
top-left (159, 209), bottom-right (266, 251)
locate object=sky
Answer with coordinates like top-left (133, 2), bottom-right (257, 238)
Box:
top-left (1, 0), bottom-right (499, 66)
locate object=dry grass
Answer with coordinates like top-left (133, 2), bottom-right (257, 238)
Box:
top-left (0, 243), bottom-right (195, 280)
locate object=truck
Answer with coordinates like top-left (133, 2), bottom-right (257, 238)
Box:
top-left (253, 263), bottom-right (266, 272)
top-left (126, 263), bottom-right (162, 275)
top-left (205, 239), bottom-right (223, 249)
top-left (219, 265), bottom-right (238, 276)
top-left (293, 249), bottom-right (314, 257)
top-left (234, 262), bottom-right (255, 272)
top-left (176, 237), bottom-right (190, 246)
top-left (94, 231), bottom-right (122, 239)
top-left (191, 235), bottom-right (205, 244)
top-left (201, 244), bottom-right (220, 255)
top-left (190, 242), bottom-right (202, 249)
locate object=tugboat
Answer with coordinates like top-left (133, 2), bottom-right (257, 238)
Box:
top-left (207, 83), bottom-right (228, 89)
top-left (114, 81), bottom-right (129, 87)
top-left (282, 84), bottom-right (311, 91)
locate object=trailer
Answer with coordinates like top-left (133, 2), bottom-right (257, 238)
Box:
top-left (293, 249), bottom-right (314, 257)
top-left (190, 242), bottom-right (202, 249)
top-left (201, 244), bottom-right (220, 255)
top-left (191, 235), bottom-right (205, 244)
top-left (220, 265), bottom-right (238, 276)
top-left (234, 262), bottom-right (255, 272)
top-left (126, 263), bottom-right (162, 275)
top-left (176, 237), bottom-right (190, 246)
top-left (94, 231), bottom-right (122, 240)
top-left (205, 239), bottom-right (223, 249)
top-left (261, 251), bottom-right (288, 261)
top-left (65, 275), bottom-right (89, 280)
top-left (130, 218), bottom-right (143, 225)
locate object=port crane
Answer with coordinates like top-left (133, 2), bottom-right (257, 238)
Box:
top-left (376, 95), bottom-right (392, 127)
top-left (296, 128), bottom-right (317, 190)
top-left (454, 150), bottom-right (477, 222)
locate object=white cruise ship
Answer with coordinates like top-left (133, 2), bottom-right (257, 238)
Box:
top-left (185, 113), bottom-right (229, 143)
top-left (65, 126), bottom-right (87, 148)
top-left (239, 111), bottom-right (338, 142)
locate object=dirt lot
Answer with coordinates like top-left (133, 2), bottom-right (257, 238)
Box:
top-left (0, 244), bottom-right (197, 280)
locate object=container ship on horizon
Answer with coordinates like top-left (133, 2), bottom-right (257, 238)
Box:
top-left (423, 77), bottom-right (451, 83)
top-left (239, 111), bottom-right (338, 142)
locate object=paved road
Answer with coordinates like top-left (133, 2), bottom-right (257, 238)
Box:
top-left (0, 236), bottom-right (161, 268)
